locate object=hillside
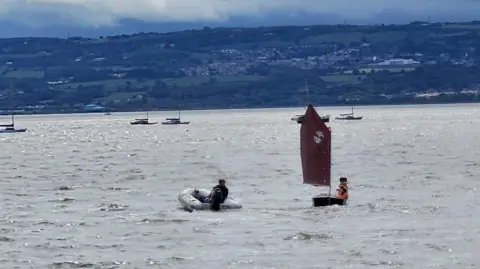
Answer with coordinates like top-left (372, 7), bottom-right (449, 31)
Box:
top-left (2, 21), bottom-right (480, 113)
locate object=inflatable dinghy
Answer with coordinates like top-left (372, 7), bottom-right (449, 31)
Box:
top-left (178, 187), bottom-right (242, 211)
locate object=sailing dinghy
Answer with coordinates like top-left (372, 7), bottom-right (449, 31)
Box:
top-left (301, 104), bottom-right (346, 207)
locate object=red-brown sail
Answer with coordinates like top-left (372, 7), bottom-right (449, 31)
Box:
top-left (300, 104), bottom-right (331, 186)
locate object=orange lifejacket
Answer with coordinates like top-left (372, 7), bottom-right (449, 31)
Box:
top-left (336, 183), bottom-right (348, 199)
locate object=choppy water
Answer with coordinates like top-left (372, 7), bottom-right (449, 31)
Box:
top-left (1, 104), bottom-right (479, 268)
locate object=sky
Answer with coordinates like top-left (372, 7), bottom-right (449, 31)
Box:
top-left (0, 0), bottom-right (479, 37)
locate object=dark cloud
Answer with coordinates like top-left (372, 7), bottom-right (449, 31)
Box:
top-left (0, 0), bottom-right (478, 37)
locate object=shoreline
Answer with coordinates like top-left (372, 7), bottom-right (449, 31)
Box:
top-left (3, 100), bottom-right (480, 116)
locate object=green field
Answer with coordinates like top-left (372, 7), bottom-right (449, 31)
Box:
top-left (162, 75), bottom-right (266, 87)
top-left (223, 40), bottom-right (294, 49)
top-left (4, 69), bottom-right (45, 78)
top-left (319, 75), bottom-right (364, 84)
top-left (301, 31), bottom-right (408, 45)
top-left (57, 79), bottom-right (155, 91)
top-left (190, 53), bottom-right (219, 61)
top-left (343, 67), bottom-right (416, 74)
top-left (101, 91), bottom-right (144, 102)
top-left (320, 67), bottom-right (416, 84)
top-left (92, 75), bottom-right (265, 102)
top-left (55, 75), bottom-right (266, 91)
top-left (441, 24), bottom-right (480, 30)
top-left (0, 54), bottom-right (40, 60)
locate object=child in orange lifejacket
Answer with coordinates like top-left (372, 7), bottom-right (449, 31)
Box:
top-left (336, 177), bottom-right (349, 200)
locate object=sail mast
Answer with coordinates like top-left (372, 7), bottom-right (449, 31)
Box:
top-left (328, 125), bottom-right (332, 197)
top-left (178, 88), bottom-right (183, 120)
top-left (305, 78), bottom-right (311, 104)
top-left (9, 79), bottom-right (14, 127)
top-left (145, 89), bottom-right (150, 120)
top-left (349, 74), bottom-right (352, 116)
top-left (178, 94), bottom-right (181, 119)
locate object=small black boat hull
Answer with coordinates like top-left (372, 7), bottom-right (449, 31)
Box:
top-left (312, 195), bottom-right (346, 207)
top-left (161, 121), bottom-right (190, 125)
top-left (295, 115), bottom-right (329, 124)
top-left (130, 121), bottom-right (158, 125)
top-left (0, 128), bottom-right (27, 133)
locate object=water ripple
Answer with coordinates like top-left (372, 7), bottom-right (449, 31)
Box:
top-left (0, 106), bottom-right (479, 268)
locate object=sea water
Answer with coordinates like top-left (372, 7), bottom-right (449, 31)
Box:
top-left (0, 104), bottom-right (479, 268)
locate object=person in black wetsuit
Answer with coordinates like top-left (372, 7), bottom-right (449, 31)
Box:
top-left (202, 179), bottom-right (229, 203)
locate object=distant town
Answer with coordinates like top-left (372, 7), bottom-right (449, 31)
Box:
top-left (1, 21), bottom-right (480, 114)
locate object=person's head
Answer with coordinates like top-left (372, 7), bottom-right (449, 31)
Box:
top-left (218, 179), bottom-right (226, 186)
top-left (193, 189), bottom-right (200, 197)
top-left (339, 177), bottom-right (347, 183)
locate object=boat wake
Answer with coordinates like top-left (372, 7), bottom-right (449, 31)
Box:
top-left (138, 218), bottom-right (189, 224)
top-left (284, 231), bottom-right (335, 241)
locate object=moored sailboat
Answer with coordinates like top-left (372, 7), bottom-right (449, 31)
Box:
top-left (161, 109), bottom-right (189, 125)
top-left (292, 114), bottom-right (330, 123)
top-left (335, 106), bottom-right (363, 120)
top-left (300, 104), bottom-right (346, 207)
top-left (335, 75), bottom-right (362, 121)
top-left (162, 89), bottom-right (189, 125)
top-left (0, 80), bottom-right (27, 133)
top-left (292, 79), bottom-right (330, 124)
top-left (130, 113), bottom-right (157, 125)
top-left (0, 121), bottom-right (27, 133)
top-left (130, 92), bottom-right (157, 125)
